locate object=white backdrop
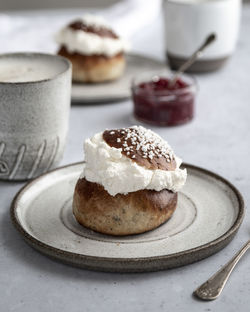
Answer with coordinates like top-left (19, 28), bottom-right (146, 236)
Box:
top-left (0, 0), bottom-right (118, 11)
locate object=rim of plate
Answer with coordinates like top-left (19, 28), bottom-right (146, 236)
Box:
top-left (10, 162), bottom-right (245, 268)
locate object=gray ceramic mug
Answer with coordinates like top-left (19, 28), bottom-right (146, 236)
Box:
top-left (0, 53), bottom-right (72, 180)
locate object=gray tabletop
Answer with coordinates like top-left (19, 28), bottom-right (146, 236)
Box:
top-left (1, 5), bottom-right (250, 312)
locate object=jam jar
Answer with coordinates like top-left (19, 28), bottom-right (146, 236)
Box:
top-left (132, 71), bottom-right (197, 126)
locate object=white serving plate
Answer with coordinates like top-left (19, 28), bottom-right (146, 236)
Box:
top-left (71, 54), bottom-right (164, 103)
top-left (11, 162), bottom-right (244, 272)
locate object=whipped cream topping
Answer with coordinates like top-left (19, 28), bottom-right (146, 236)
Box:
top-left (75, 14), bottom-right (110, 28)
top-left (82, 127), bottom-right (187, 196)
top-left (55, 14), bottom-right (129, 57)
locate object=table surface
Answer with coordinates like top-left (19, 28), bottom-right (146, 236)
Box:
top-left (1, 5), bottom-right (250, 312)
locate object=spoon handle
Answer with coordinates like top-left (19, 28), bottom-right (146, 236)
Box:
top-left (194, 240), bottom-right (250, 301)
top-left (170, 33), bottom-right (216, 86)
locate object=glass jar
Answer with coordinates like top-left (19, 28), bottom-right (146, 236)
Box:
top-left (132, 70), bottom-right (197, 126)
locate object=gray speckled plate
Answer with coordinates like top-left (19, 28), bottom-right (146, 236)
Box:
top-left (11, 162), bottom-right (244, 272)
top-left (71, 54), bottom-right (164, 103)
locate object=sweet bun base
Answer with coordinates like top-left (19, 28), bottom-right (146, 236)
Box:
top-left (58, 47), bottom-right (125, 83)
top-left (73, 178), bottom-right (178, 236)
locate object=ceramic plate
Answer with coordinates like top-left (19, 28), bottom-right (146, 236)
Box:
top-left (11, 162), bottom-right (244, 272)
top-left (71, 54), bottom-right (164, 103)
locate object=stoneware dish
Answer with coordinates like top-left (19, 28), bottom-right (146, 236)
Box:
top-left (11, 162), bottom-right (244, 273)
top-left (0, 53), bottom-right (72, 181)
top-left (71, 54), bottom-right (164, 103)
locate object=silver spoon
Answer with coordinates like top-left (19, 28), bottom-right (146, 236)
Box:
top-left (169, 33), bottom-right (216, 87)
top-left (194, 239), bottom-right (250, 300)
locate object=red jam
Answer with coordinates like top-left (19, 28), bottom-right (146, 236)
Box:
top-left (132, 76), bottom-right (196, 126)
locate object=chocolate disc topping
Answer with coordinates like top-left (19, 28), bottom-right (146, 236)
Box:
top-left (103, 127), bottom-right (176, 171)
top-left (69, 20), bottom-right (118, 39)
